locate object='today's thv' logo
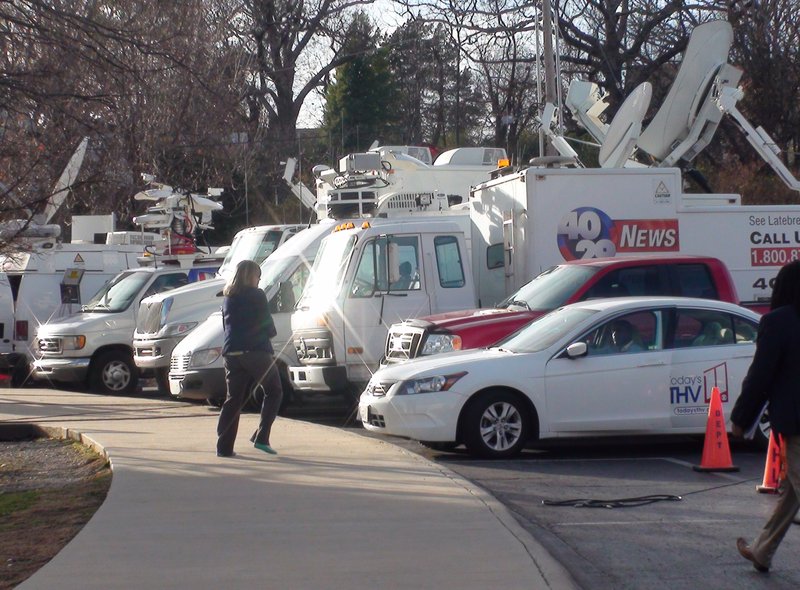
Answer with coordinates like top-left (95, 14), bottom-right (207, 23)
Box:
top-left (557, 207), bottom-right (680, 260)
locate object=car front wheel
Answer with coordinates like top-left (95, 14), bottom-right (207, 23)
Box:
top-left (462, 390), bottom-right (531, 458)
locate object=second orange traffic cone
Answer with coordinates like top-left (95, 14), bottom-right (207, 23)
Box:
top-left (693, 386), bottom-right (739, 472)
top-left (756, 431), bottom-right (785, 493)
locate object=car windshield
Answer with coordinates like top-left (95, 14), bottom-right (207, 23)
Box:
top-left (300, 232), bottom-right (356, 303)
top-left (83, 271), bottom-right (151, 313)
top-left (499, 265), bottom-right (598, 311)
top-left (495, 306), bottom-right (598, 353)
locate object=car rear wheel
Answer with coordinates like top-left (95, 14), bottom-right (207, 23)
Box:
top-left (462, 390), bottom-right (531, 458)
top-left (90, 351), bottom-right (138, 395)
top-left (754, 409), bottom-right (771, 451)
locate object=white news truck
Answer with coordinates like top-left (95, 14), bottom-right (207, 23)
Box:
top-left (133, 224), bottom-right (303, 392)
top-left (31, 264), bottom-right (218, 394)
top-left (289, 20), bottom-right (800, 401)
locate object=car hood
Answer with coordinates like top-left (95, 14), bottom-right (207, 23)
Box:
top-left (404, 308), bottom-right (545, 333)
top-left (372, 348), bottom-right (514, 382)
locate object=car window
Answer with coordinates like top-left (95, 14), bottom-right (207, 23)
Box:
top-left (583, 310), bottom-right (662, 356)
top-left (672, 308), bottom-right (736, 348)
top-left (733, 315), bottom-right (759, 344)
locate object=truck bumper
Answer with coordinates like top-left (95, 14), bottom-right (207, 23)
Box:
top-left (134, 337), bottom-right (179, 370)
top-left (289, 365), bottom-right (349, 394)
top-left (169, 367), bottom-right (227, 402)
top-left (31, 357), bottom-right (91, 383)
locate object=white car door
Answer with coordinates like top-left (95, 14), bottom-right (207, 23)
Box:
top-left (544, 309), bottom-right (672, 434)
top-left (667, 307), bottom-right (758, 431)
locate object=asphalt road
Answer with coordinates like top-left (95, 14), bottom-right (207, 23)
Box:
top-left (74, 386), bottom-right (800, 589)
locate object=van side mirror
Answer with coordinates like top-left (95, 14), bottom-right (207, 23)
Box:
top-left (565, 341), bottom-right (588, 358)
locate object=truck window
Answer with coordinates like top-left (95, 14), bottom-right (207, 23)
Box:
top-left (434, 236), bottom-right (465, 288)
top-left (486, 243), bottom-right (504, 270)
top-left (673, 264), bottom-right (718, 299)
top-left (584, 266), bottom-right (667, 298)
top-left (351, 236), bottom-right (420, 297)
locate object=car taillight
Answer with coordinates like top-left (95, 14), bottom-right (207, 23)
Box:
top-left (15, 320), bottom-right (28, 341)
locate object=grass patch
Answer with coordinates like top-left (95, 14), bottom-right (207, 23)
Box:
top-left (0, 490), bottom-right (40, 517)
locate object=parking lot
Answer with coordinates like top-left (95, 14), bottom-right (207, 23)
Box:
top-left (8, 385), bottom-right (800, 589)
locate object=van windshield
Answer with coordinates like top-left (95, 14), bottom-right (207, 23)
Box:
top-left (499, 265), bottom-right (597, 311)
top-left (300, 233), bottom-right (356, 304)
top-left (83, 271), bottom-right (150, 313)
top-left (218, 229), bottom-right (288, 278)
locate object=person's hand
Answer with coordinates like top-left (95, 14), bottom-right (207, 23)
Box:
top-left (731, 424), bottom-right (745, 438)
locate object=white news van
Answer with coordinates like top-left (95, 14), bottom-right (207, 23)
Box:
top-left (288, 20), bottom-right (800, 400)
top-left (133, 224), bottom-right (304, 392)
top-left (0, 226), bottom-right (162, 381)
top-left (168, 221), bottom-right (334, 404)
top-left (31, 264), bottom-right (218, 394)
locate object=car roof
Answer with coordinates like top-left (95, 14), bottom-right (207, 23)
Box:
top-left (560, 295), bottom-right (759, 317)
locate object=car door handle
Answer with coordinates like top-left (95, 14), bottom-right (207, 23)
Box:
top-left (636, 361), bottom-right (667, 367)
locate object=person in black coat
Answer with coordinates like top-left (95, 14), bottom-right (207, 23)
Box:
top-left (216, 260), bottom-right (283, 457)
top-left (732, 259), bottom-right (800, 572)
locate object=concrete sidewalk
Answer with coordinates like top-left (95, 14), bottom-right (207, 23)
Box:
top-left (1, 389), bottom-right (576, 589)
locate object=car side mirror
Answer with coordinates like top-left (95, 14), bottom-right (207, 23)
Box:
top-left (565, 341), bottom-right (588, 359)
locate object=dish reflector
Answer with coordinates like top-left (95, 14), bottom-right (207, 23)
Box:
top-left (598, 82), bottom-right (652, 168)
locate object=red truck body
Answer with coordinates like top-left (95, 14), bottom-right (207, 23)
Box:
top-left (383, 255), bottom-right (767, 365)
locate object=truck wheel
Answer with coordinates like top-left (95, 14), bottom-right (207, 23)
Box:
top-left (155, 367), bottom-right (170, 396)
top-left (90, 351), bottom-right (138, 395)
top-left (462, 390), bottom-right (531, 459)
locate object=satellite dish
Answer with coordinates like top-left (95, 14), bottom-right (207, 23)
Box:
top-left (637, 20), bottom-right (733, 161)
top-left (134, 187), bottom-right (174, 201)
top-left (598, 82), bottom-right (652, 168)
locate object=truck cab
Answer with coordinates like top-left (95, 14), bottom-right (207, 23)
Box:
top-left (382, 255), bottom-right (753, 365)
top-left (289, 218), bottom-right (475, 398)
top-left (31, 266), bottom-right (214, 394)
top-left (133, 224), bottom-right (303, 392)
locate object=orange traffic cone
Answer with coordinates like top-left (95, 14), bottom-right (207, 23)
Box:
top-left (693, 386), bottom-right (739, 472)
top-left (756, 432), bottom-right (784, 493)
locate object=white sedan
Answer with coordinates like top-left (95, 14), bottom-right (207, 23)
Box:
top-left (360, 297), bottom-right (761, 458)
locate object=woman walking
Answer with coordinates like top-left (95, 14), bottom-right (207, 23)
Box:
top-left (216, 260), bottom-right (283, 457)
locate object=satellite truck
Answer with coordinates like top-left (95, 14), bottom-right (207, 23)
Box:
top-left (288, 20), bottom-right (800, 403)
top-left (167, 144), bottom-right (508, 407)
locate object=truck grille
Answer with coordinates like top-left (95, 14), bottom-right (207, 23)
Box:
top-left (293, 330), bottom-right (335, 366)
top-left (137, 300), bottom-right (164, 334)
top-left (37, 337), bottom-right (61, 354)
top-left (384, 325), bottom-right (425, 363)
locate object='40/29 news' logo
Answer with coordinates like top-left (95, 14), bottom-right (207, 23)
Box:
top-left (557, 207), bottom-right (617, 260)
top-left (557, 207), bottom-right (680, 261)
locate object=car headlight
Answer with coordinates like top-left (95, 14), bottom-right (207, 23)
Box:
top-left (189, 347), bottom-right (222, 368)
top-left (420, 333), bottom-right (462, 356)
top-left (62, 335), bottom-right (86, 350)
top-left (398, 371), bottom-right (467, 395)
top-left (161, 322), bottom-right (198, 337)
